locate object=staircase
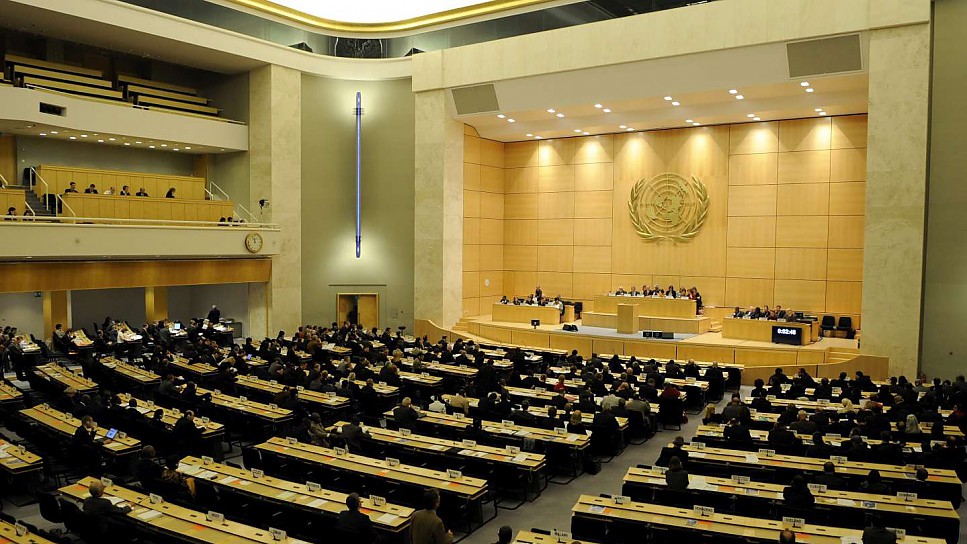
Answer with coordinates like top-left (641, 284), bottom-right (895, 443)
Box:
top-left (7, 184), bottom-right (55, 218)
top-left (452, 317), bottom-right (474, 333)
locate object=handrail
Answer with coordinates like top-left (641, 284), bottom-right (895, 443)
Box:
top-left (208, 180), bottom-right (258, 223)
top-left (57, 194), bottom-right (76, 220)
top-left (0, 214), bottom-right (278, 228)
top-left (28, 167), bottom-right (52, 209)
top-left (0, 171), bottom-right (7, 188)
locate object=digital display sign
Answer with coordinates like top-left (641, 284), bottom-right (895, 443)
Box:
top-left (772, 325), bottom-right (802, 345)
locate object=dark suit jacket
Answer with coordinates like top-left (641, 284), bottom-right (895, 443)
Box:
top-left (665, 469), bottom-right (689, 490)
top-left (393, 405), bottom-right (420, 428)
top-left (336, 508), bottom-right (377, 542)
top-left (83, 496), bottom-right (130, 516)
top-left (862, 528), bottom-right (898, 544)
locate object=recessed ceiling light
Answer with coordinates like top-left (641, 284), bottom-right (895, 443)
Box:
top-left (80, 134), bottom-right (88, 138)
top-left (619, 125), bottom-right (627, 129)
top-left (149, 145), bottom-right (155, 148)
top-left (556, 113), bottom-right (565, 118)
top-left (815, 108), bottom-right (823, 112)
top-left (69, 136), bottom-right (76, 140)
top-left (728, 89), bottom-right (738, 94)
top-left (184, 147), bottom-right (191, 150)
top-left (526, 133), bottom-right (533, 137)
top-left (97, 139), bottom-right (104, 143)
top-left (805, 88), bottom-right (814, 93)
top-left (594, 104), bottom-right (603, 108)
top-left (497, 114), bottom-right (505, 119)
top-left (685, 119), bottom-right (693, 123)
top-left (50, 131), bottom-right (58, 134)
top-left (507, 119), bottom-right (515, 123)
top-left (535, 136), bottom-right (543, 139)
top-left (582, 132), bottom-right (590, 135)
top-left (753, 117), bottom-right (761, 121)
top-left (161, 144), bottom-right (168, 147)
top-left (109, 138), bottom-right (115, 141)
top-left (603, 108), bottom-right (611, 113)
top-left (800, 81), bottom-right (810, 87)
top-left (573, 129), bottom-right (582, 133)
top-left (664, 96), bottom-right (673, 101)
top-left (124, 143), bottom-right (130, 146)
top-left (173, 148), bottom-right (180, 151)
top-left (692, 122), bottom-right (701, 126)
top-left (135, 141), bottom-right (142, 144)
top-left (671, 101), bottom-right (680, 106)
top-left (39, 133), bottom-right (47, 136)
top-left (626, 128), bottom-right (634, 131)
top-left (546, 109), bottom-right (555, 113)
top-left (735, 95), bottom-right (744, 100)
top-left (747, 114), bottom-right (755, 118)
top-left (818, 111), bottom-right (827, 116)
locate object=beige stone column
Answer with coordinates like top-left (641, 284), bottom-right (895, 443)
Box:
top-left (860, 20), bottom-right (931, 376)
top-left (249, 65), bottom-right (302, 335)
top-left (414, 90), bottom-right (464, 328)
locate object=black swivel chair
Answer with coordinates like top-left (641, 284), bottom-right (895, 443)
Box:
top-left (836, 316), bottom-right (855, 339)
top-left (819, 315), bottom-right (836, 337)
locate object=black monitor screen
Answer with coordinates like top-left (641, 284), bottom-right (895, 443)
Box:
top-left (772, 325), bottom-right (802, 345)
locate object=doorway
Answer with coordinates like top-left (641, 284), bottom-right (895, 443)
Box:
top-left (337, 293), bottom-right (379, 329)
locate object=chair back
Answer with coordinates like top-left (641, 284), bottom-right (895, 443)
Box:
top-left (837, 316), bottom-right (853, 329)
top-left (821, 315), bottom-right (836, 328)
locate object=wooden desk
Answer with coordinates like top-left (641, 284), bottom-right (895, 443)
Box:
top-left (177, 456), bottom-right (414, 533)
top-left (32, 363), bottom-right (98, 394)
top-left (513, 530), bottom-right (600, 544)
top-left (399, 370), bottom-right (444, 388)
top-left (12, 64), bottom-right (111, 87)
top-left (582, 311), bottom-right (712, 334)
top-left (102, 357), bottom-right (161, 387)
top-left (492, 303), bottom-right (561, 325)
top-left (0, 519), bottom-right (58, 544)
top-left (124, 84), bottom-right (210, 105)
top-left (136, 94), bottom-right (220, 115)
top-left (571, 494), bottom-right (945, 544)
top-left (61, 194), bottom-right (232, 223)
top-left (397, 359), bottom-right (478, 379)
top-left (255, 437), bottom-right (489, 500)
top-left (0, 381), bottom-right (24, 407)
top-left (592, 295), bottom-right (696, 318)
top-left (5, 54), bottom-right (103, 77)
top-left (115, 392), bottom-right (224, 439)
top-left (60, 476), bottom-right (298, 544)
top-left (233, 375), bottom-right (350, 413)
top-left (117, 74), bottom-right (197, 95)
top-left (722, 318), bottom-right (812, 345)
top-left (442, 394), bottom-right (628, 430)
top-left (352, 380), bottom-right (400, 398)
top-left (193, 386), bottom-right (293, 423)
top-left (0, 437), bottom-right (42, 476)
top-left (20, 405), bottom-right (141, 456)
top-left (623, 466), bottom-right (959, 540)
top-left (328, 421), bottom-right (546, 472)
top-left (170, 356), bottom-right (218, 379)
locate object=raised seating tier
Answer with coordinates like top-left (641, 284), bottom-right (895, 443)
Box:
top-left (36, 164), bottom-right (206, 200)
top-left (0, 189), bottom-right (27, 215)
top-left (62, 193), bottom-right (234, 223)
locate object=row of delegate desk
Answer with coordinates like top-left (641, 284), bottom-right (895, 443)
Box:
top-left (622, 465), bottom-right (959, 542)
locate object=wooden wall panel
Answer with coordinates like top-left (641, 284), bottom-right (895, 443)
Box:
top-left (574, 163), bottom-right (614, 191)
top-left (573, 218), bottom-right (612, 246)
top-left (464, 163), bottom-right (481, 191)
top-left (725, 278), bottom-right (775, 308)
top-left (830, 148), bottom-right (867, 182)
top-left (504, 219), bottom-right (538, 245)
top-left (728, 185), bottom-right (777, 216)
top-left (538, 245), bottom-right (574, 272)
top-left (538, 165), bottom-right (575, 192)
top-left (828, 182), bottom-right (866, 215)
top-left (729, 122), bottom-right (779, 155)
top-left (480, 245), bottom-right (504, 270)
top-left (831, 115), bottom-right (868, 149)
top-left (463, 271), bottom-right (480, 297)
top-left (778, 118), bottom-right (832, 152)
top-left (480, 139), bottom-right (505, 168)
top-left (573, 135), bottom-right (614, 164)
top-left (504, 245), bottom-right (538, 270)
top-left (479, 218), bottom-right (503, 245)
top-left (573, 191), bottom-right (613, 218)
top-left (775, 216), bottom-right (829, 248)
top-left (774, 279), bottom-right (826, 312)
top-left (480, 166), bottom-right (505, 193)
top-left (504, 142), bottom-right (539, 168)
top-left (463, 244), bottom-right (479, 272)
top-left (538, 191), bottom-right (575, 218)
top-left (464, 134), bottom-right (481, 165)
top-left (537, 219), bottom-right (574, 245)
top-left (479, 192), bottom-right (504, 219)
top-left (777, 151), bottom-right (831, 183)
top-left (726, 247), bottom-right (776, 278)
top-left (727, 217), bottom-right (777, 247)
top-left (504, 193), bottom-right (538, 219)
top-left (826, 281), bottom-right (863, 314)
top-left (729, 153), bottom-right (778, 185)
top-left (505, 167), bottom-right (539, 193)
top-left (828, 216), bottom-right (865, 248)
top-left (0, 135), bottom-right (16, 187)
top-left (572, 272), bottom-right (612, 300)
top-left (463, 190), bottom-right (480, 218)
top-left (777, 183), bottom-right (829, 216)
top-left (536, 272), bottom-right (572, 298)
top-left (826, 249), bottom-right (864, 281)
top-left (572, 246), bottom-right (612, 274)
top-left (775, 248), bottom-right (827, 280)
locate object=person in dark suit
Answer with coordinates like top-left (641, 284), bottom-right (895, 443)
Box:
top-left (393, 397), bottom-right (422, 429)
top-left (336, 493), bottom-right (377, 542)
top-left (665, 456), bottom-right (689, 490)
top-left (72, 415), bottom-right (98, 449)
top-left (165, 187), bottom-right (176, 198)
top-left (136, 187), bottom-right (149, 196)
top-left (782, 475), bottom-right (815, 507)
top-left (862, 515), bottom-right (898, 544)
top-left (410, 489), bottom-right (454, 544)
top-left (84, 183), bottom-right (98, 194)
top-left (814, 462), bottom-right (846, 490)
top-left (767, 423), bottom-right (800, 446)
top-left (83, 480), bottom-right (132, 515)
top-left (207, 305), bottom-right (220, 323)
top-left (805, 433), bottom-right (833, 458)
top-left (136, 445), bottom-right (163, 486)
top-left (340, 417), bottom-right (370, 452)
top-left (724, 418), bottom-right (752, 443)
top-left (64, 181), bottom-right (78, 193)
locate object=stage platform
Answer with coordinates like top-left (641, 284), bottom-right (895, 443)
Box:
top-left (449, 315), bottom-right (868, 385)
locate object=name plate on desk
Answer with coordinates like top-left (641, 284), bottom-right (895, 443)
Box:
top-left (507, 446), bottom-right (521, 454)
top-left (206, 511), bottom-right (224, 523)
top-left (693, 506), bottom-right (714, 517)
top-left (766, 395), bottom-right (777, 401)
top-left (14, 522), bottom-right (27, 536)
top-left (613, 495), bottom-right (630, 504)
top-left (214, 389), bottom-right (221, 395)
top-left (502, 420), bottom-right (514, 427)
top-left (386, 457), bottom-right (400, 467)
top-left (307, 481), bottom-right (321, 492)
top-left (555, 427), bottom-right (567, 435)
top-left (686, 377), bottom-right (696, 383)
top-left (65, 412), bottom-right (73, 420)
top-left (447, 469), bottom-right (462, 479)
top-left (400, 428), bottom-right (412, 436)
top-left (897, 492), bottom-right (917, 502)
top-left (149, 493), bottom-right (163, 504)
top-left (462, 439), bottom-right (477, 448)
top-left (827, 433), bottom-right (841, 439)
top-left (379, 381), bottom-right (388, 387)
top-left (202, 456), bottom-right (214, 465)
top-left (269, 380), bottom-right (278, 385)
top-left (551, 529), bottom-right (572, 542)
top-left (269, 528), bottom-right (286, 541)
top-left (817, 398), bottom-right (829, 405)
top-left (731, 475), bottom-right (750, 484)
top-left (325, 392), bottom-right (337, 399)
top-left (758, 448), bottom-right (776, 457)
top-left (296, 386), bottom-right (305, 391)
top-left (334, 447), bottom-right (347, 456)
top-left (653, 466), bottom-right (668, 474)
top-left (694, 441), bottom-right (706, 450)
top-left (782, 517), bottom-right (805, 529)
top-left (807, 484), bottom-right (828, 493)
top-left (269, 404), bottom-right (279, 410)
top-left (830, 455), bottom-right (848, 465)
top-left (252, 469), bottom-right (264, 479)
top-left (887, 528), bottom-right (906, 540)
top-left (100, 477), bottom-right (113, 488)
top-left (453, 412), bottom-right (465, 419)
top-left (286, 437), bottom-right (298, 445)
top-left (421, 372), bottom-right (430, 378)
top-left (239, 396), bottom-right (248, 403)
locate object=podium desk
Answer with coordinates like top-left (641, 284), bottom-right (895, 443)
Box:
top-left (493, 303), bottom-right (561, 325)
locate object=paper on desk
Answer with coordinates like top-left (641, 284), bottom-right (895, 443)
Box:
top-left (589, 505), bottom-right (606, 514)
top-left (836, 499), bottom-right (856, 507)
top-left (307, 498), bottom-right (328, 509)
top-left (137, 509), bottom-right (163, 520)
top-left (689, 476), bottom-right (707, 490)
top-left (276, 491), bottom-right (296, 500)
top-left (840, 537), bottom-right (862, 544)
top-left (566, 434), bottom-right (580, 442)
top-left (179, 464), bottom-right (202, 476)
top-left (376, 513), bottom-right (398, 524)
top-left (690, 452), bottom-right (707, 459)
top-left (512, 454), bottom-right (529, 463)
top-left (197, 470), bottom-right (217, 479)
top-left (0, 451), bottom-right (9, 459)
top-left (218, 476), bottom-right (238, 485)
top-left (106, 497), bottom-right (126, 506)
top-left (745, 454), bottom-right (759, 463)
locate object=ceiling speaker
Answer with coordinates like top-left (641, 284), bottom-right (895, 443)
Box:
top-left (786, 34), bottom-right (862, 78)
top-left (451, 84), bottom-right (499, 116)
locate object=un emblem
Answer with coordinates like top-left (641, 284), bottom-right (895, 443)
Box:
top-left (628, 173), bottom-right (709, 243)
